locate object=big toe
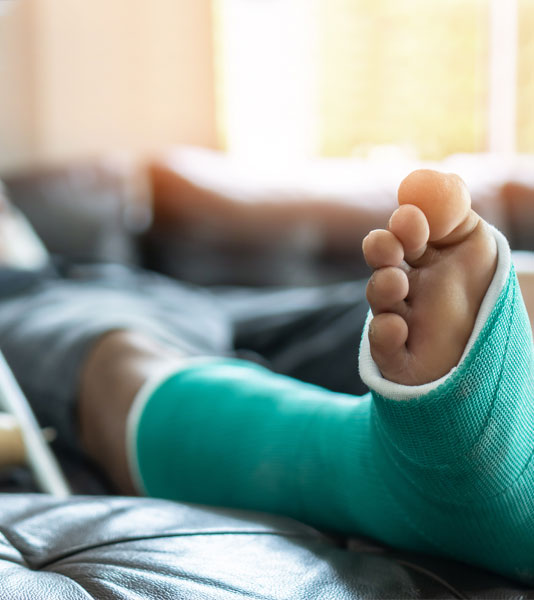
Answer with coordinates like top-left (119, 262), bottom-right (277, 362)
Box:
top-left (398, 169), bottom-right (473, 242)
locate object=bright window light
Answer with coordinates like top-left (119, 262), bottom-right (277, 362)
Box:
top-left (213, 0), bottom-right (319, 165)
top-left (214, 0), bottom-right (532, 159)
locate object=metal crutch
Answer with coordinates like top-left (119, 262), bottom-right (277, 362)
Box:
top-left (0, 350), bottom-right (71, 497)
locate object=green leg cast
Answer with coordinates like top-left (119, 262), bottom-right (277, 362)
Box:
top-left (127, 230), bottom-right (534, 584)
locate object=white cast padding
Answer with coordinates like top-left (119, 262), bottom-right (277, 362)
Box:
top-left (125, 356), bottom-right (219, 495)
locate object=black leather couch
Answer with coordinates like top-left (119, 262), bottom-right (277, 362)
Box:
top-left (2, 495), bottom-right (532, 599)
top-left (2, 160), bottom-right (533, 599)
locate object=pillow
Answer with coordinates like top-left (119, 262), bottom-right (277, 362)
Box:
top-left (3, 156), bottom-right (151, 265)
top-left (0, 182), bottom-right (49, 269)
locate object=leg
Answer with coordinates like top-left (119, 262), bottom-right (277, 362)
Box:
top-left (117, 170), bottom-right (534, 584)
top-left (0, 263), bottom-right (232, 464)
top-left (78, 330), bottom-right (188, 495)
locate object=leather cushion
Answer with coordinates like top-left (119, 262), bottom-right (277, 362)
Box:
top-left (0, 494), bottom-right (530, 599)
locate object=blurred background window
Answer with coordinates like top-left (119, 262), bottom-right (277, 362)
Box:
top-left (318, 0), bottom-right (489, 159)
top-left (214, 0), bottom-right (533, 160)
top-left (1, 0), bottom-right (532, 172)
top-left (518, 0), bottom-right (534, 153)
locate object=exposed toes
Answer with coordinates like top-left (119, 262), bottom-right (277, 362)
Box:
top-left (368, 313), bottom-right (408, 371)
top-left (388, 205), bottom-right (429, 261)
top-left (362, 229), bottom-right (404, 269)
top-left (362, 169), bottom-right (492, 386)
top-left (397, 169), bottom-right (472, 242)
top-left (366, 266), bottom-right (409, 315)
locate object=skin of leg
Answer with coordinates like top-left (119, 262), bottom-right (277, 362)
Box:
top-left (78, 329), bottom-right (187, 495)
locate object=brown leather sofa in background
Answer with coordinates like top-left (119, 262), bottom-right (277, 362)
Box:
top-left (4, 148), bottom-right (534, 286)
top-left (145, 147), bottom-right (534, 286)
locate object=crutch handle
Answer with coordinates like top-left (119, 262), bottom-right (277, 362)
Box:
top-left (0, 412), bottom-right (25, 468)
top-left (0, 351), bottom-right (71, 497)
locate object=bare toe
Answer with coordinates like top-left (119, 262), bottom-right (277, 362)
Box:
top-left (388, 204), bottom-right (429, 262)
top-left (366, 267), bottom-right (409, 315)
top-left (398, 169), bottom-right (472, 242)
top-left (368, 313), bottom-right (409, 376)
top-left (362, 230), bottom-right (404, 269)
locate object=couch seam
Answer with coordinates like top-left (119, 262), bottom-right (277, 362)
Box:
top-left (34, 530), bottom-right (322, 570)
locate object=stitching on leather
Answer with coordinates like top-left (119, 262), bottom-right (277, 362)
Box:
top-left (35, 530), bottom-right (321, 570)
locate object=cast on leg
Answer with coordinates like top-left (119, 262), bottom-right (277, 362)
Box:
top-left (127, 171), bottom-right (534, 584)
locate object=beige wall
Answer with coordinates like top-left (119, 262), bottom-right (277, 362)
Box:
top-left (0, 0), bottom-right (37, 171)
top-left (0, 0), bottom-right (217, 173)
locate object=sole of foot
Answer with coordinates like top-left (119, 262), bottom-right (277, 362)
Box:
top-left (362, 169), bottom-right (497, 386)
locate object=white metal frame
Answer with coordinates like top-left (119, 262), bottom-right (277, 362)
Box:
top-left (488, 0), bottom-right (519, 154)
top-left (0, 351), bottom-right (71, 497)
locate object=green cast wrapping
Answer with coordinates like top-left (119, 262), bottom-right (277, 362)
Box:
top-left (128, 229), bottom-right (534, 584)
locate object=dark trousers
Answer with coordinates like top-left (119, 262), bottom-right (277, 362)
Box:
top-left (0, 260), bottom-right (370, 453)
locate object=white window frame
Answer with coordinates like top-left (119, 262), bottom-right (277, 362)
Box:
top-left (488, 0), bottom-right (518, 153)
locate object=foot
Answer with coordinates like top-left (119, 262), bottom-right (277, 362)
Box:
top-left (362, 169), bottom-right (498, 386)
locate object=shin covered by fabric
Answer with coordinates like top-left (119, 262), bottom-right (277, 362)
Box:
top-left (128, 229), bottom-right (534, 584)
